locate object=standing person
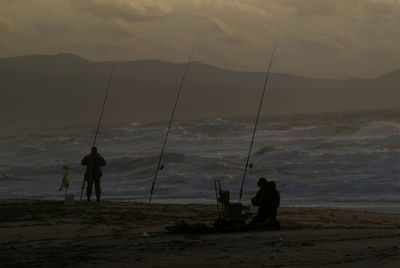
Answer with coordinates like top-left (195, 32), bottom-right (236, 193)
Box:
top-left (81, 147), bottom-right (106, 202)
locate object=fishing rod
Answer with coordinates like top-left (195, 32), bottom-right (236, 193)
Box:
top-left (149, 52), bottom-right (194, 203)
top-left (238, 41), bottom-right (278, 203)
top-left (92, 61), bottom-right (117, 148)
top-left (80, 61), bottom-right (117, 201)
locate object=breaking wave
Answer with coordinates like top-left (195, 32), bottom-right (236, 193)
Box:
top-left (1, 110), bottom-right (400, 212)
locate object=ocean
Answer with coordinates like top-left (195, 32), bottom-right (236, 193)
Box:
top-left (1, 110), bottom-right (400, 213)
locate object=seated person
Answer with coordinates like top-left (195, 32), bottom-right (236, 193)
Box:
top-left (251, 178), bottom-right (280, 225)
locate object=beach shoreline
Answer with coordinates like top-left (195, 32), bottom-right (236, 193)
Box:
top-left (1, 200), bottom-right (400, 267)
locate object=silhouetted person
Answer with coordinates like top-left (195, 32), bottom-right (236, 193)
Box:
top-left (268, 181), bottom-right (280, 221)
top-left (250, 178), bottom-right (280, 224)
top-left (81, 147), bottom-right (106, 202)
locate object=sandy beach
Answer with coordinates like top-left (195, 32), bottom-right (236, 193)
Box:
top-left (1, 200), bottom-right (400, 267)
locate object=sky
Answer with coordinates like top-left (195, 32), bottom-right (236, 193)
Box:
top-left (1, 0), bottom-right (400, 78)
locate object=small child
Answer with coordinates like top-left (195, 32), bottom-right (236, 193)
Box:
top-left (59, 166), bottom-right (70, 199)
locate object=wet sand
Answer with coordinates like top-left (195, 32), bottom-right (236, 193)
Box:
top-left (1, 200), bottom-right (400, 267)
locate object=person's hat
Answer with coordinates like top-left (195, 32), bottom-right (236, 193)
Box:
top-left (91, 146), bottom-right (97, 153)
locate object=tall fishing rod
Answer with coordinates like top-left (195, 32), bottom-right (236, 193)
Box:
top-left (80, 61), bottom-right (116, 201)
top-left (149, 53), bottom-right (194, 203)
top-left (92, 61), bottom-right (117, 147)
top-left (239, 41), bottom-right (278, 203)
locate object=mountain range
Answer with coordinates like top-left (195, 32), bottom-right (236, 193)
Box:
top-left (1, 53), bottom-right (400, 128)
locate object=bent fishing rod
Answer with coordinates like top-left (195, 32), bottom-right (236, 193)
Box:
top-left (80, 61), bottom-right (117, 200)
top-left (238, 41), bottom-right (278, 203)
top-left (149, 53), bottom-right (194, 203)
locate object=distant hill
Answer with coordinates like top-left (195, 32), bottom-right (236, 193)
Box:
top-left (1, 53), bottom-right (400, 128)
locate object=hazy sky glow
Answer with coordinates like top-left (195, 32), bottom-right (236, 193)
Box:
top-left (1, 0), bottom-right (400, 78)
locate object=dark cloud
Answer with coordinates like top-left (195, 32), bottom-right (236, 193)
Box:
top-left (68, 0), bottom-right (171, 22)
top-left (0, 17), bottom-right (15, 34)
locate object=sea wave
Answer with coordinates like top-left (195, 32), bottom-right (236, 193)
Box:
top-left (1, 111), bottom-right (400, 212)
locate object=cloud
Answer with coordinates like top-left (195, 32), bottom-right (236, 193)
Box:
top-left (1, 0), bottom-right (400, 78)
top-left (196, 14), bottom-right (234, 37)
top-left (194, 13), bottom-right (246, 44)
top-left (189, 0), bottom-right (268, 17)
top-left (68, 0), bottom-right (171, 22)
top-left (277, 0), bottom-right (400, 18)
top-left (290, 37), bottom-right (353, 55)
top-left (278, 0), bottom-right (342, 17)
top-left (0, 39), bottom-right (8, 49)
top-left (90, 19), bottom-right (136, 38)
top-left (0, 17), bottom-right (16, 34)
top-left (0, 0), bottom-right (30, 3)
top-left (35, 23), bottom-right (73, 35)
top-left (361, 0), bottom-right (400, 14)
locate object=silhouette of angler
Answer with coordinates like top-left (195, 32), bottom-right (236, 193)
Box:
top-left (268, 181), bottom-right (280, 221)
top-left (251, 178), bottom-right (280, 224)
top-left (81, 147), bottom-right (106, 202)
